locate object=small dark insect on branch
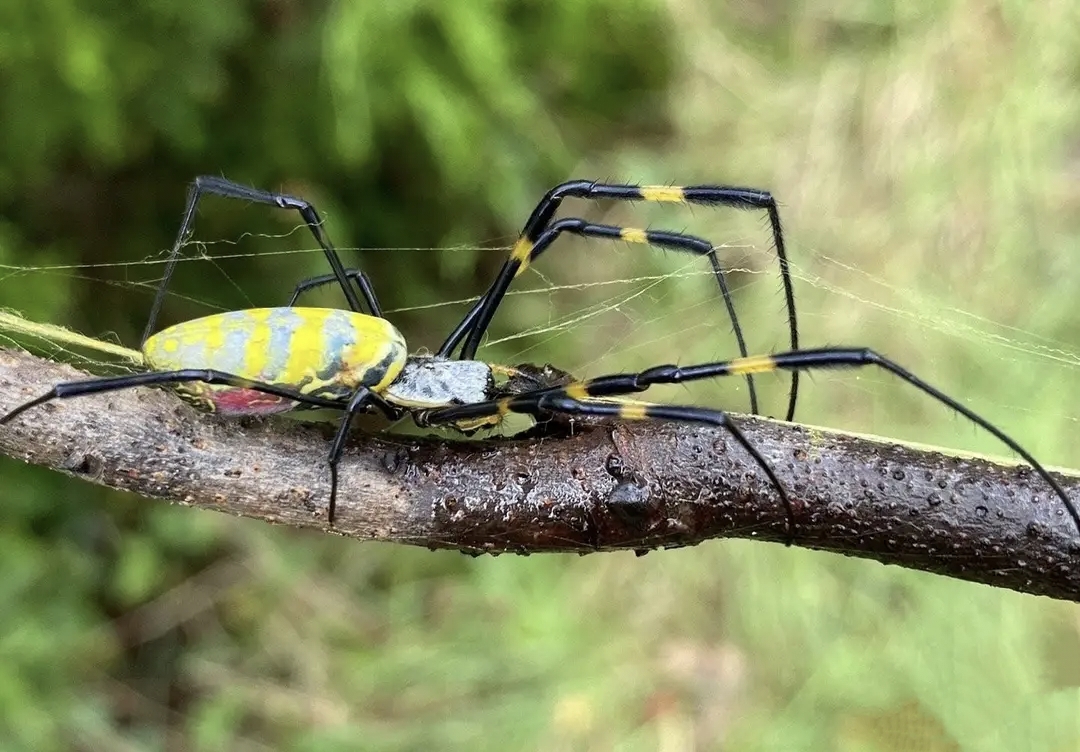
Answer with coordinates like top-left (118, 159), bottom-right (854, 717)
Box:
top-left (1, 348), bottom-right (1079, 602)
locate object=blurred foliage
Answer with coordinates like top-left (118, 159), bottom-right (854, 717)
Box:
top-left (2, 0), bottom-right (1080, 749)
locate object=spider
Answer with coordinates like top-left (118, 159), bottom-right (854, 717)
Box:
top-left (140, 177), bottom-right (798, 418)
top-left (1, 176), bottom-right (1075, 541)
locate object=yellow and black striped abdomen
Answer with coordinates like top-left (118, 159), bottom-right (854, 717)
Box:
top-left (142, 308), bottom-right (407, 415)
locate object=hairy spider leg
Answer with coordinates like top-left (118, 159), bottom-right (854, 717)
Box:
top-left (143, 175), bottom-right (379, 345)
top-left (443, 181), bottom-right (797, 420)
top-left (419, 346), bottom-right (1079, 541)
top-left (436, 218), bottom-right (760, 416)
top-left (0, 368), bottom-right (401, 526)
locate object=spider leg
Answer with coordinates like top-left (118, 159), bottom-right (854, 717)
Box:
top-left (440, 218), bottom-right (760, 416)
top-left (0, 368), bottom-right (350, 425)
top-left (569, 347), bottom-right (1077, 534)
top-left (325, 387), bottom-right (400, 525)
top-left (416, 391), bottom-right (793, 542)
top-left (144, 176), bottom-right (375, 345)
top-left (286, 269), bottom-right (383, 317)
top-left (0, 368), bottom-right (400, 528)
top-left (441, 180), bottom-right (797, 420)
top-left (420, 345), bottom-right (1078, 541)
top-left (542, 395), bottom-right (793, 541)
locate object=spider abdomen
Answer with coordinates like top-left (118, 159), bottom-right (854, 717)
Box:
top-left (142, 307), bottom-right (407, 415)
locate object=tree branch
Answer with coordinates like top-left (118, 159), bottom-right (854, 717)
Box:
top-left (1, 348), bottom-right (1078, 601)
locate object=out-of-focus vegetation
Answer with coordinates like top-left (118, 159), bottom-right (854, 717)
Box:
top-left (1, 0), bottom-right (1079, 748)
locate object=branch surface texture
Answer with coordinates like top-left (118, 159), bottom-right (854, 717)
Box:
top-left (1, 348), bottom-right (1077, 601)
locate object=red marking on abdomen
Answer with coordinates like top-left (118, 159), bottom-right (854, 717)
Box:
top-left (209, 388), bottom-right (297, 416)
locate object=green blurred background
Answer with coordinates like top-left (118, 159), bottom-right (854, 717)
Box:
top-left (2, 0), bottom-right (1080, 749)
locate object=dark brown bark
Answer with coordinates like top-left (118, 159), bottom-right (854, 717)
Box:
top-left (1, 348), bottom-right (1078, 601)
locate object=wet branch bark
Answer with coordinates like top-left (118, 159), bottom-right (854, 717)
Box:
top-left (1, 348), bottom-right (1078, 601)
